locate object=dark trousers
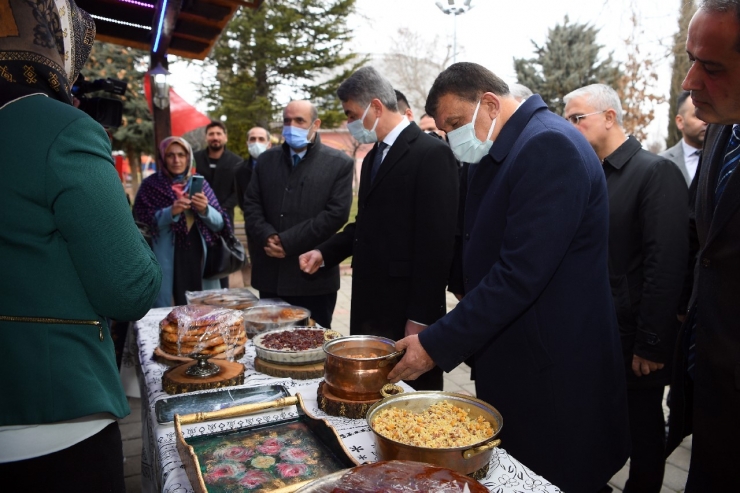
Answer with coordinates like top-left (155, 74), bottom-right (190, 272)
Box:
top-left (623, 385), bottom-right (667, 493)
top-left (0, 422), bottom-right (125, 493)
top-left (407, 365), bottom-right (444, 391)
top-left (259, 291), bottom-right (337, 329)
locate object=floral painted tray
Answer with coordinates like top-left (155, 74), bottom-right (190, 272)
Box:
top-left (175, 394), bottom-right (358, 493)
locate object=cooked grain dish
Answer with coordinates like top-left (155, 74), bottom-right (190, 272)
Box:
top-left (372, 401), bottom-right (494, 448)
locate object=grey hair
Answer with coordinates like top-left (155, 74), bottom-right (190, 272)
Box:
top-left (564, 84), bottom-right (624, 126)
top-left (510, 83), bottom-right (533, 102)
top-left (337, 66), bottom-right (399, 112)
top-left (700, 0), bottom-right (740, 52)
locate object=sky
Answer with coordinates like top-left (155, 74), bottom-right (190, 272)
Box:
top-left (168, 0), bottom-right (686, 148)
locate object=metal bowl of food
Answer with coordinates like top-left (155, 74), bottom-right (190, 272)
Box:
top-left (366, 391), bottom-right (503, 477)
top-left (322, 335), bottom-right (404, 401)
top-left (242, 305), bottom-right (311, 337)
top-left (252, 328), bottom-right (340, 366)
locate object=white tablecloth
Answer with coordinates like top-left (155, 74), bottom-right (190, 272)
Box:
top-left (131, 308), bottom-right (561, 493)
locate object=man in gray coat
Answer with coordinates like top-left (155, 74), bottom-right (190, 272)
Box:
top-left (244, 100), bottom-right (354, 327)
top-left (660, 90), bottom-right (707, 186)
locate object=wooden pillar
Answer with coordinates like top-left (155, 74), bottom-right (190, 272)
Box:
top-left (150, 53), bottom-right (171, 153)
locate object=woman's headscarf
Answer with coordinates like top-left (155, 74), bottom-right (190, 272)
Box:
top-left (133, 136), bottom-right (231, 248)
top-left (0, 0), bottom-right (95, 107)
top-left (159, 136), bottom-right (196, 198)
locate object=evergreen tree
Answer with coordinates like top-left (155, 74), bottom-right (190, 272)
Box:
top-left (202, 0), bottom-right (362, 157)
top-left (666, 0), bottom-right (697, 148)
top-left (82, 42), bottom-right (153, 193)
top-left (514, 16), bottom-right (621, 116)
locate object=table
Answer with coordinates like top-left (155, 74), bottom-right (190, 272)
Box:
top-left (131, 307), bottom-right (562, 493)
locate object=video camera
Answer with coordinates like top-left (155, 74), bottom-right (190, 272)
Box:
top-left (71, 74), bottom-right (128, 128)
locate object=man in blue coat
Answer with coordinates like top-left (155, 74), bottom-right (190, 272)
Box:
top-left (389, 62), bottom-right (630, 493)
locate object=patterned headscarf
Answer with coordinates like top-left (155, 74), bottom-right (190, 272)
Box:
top-left (0, 0), bottom-right (96, 107)
top-left (133, 136), bottom-right (232, 248)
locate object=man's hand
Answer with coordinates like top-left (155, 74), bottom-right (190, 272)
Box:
top-left (631, 354), bottom-right (664, 377)
top-left (190, 192), bottom-right (209, 215)
top-left (299, 249), bottom-right (323, 274)
top-left (387, 335), bottom-right (435, 383)
top-left (172, 197), bottom-right (191, 216)
top-left (264, 234), bottom-right (286, 258)
top-left (404, 320), bottom-right (426, 337)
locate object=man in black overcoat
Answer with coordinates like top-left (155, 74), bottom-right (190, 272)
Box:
top-left (388, 62), bottom-right (630, 493)
top-left (666, 2), bottom-right (740, 490)
top-left (564, 84), bottom-right (688, 493)
top-left (244, 101), bottom-right (353, 328)
top-left (299, 66), bottom-right (459, 391)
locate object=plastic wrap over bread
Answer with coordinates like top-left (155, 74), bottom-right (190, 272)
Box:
top-left (159, 305), bottom-right (246, 360)
top-left (185, 288), bottom-right (260, 310)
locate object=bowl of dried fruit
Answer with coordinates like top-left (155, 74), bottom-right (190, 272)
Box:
top-left (252, 327), bottom-right (341, 365)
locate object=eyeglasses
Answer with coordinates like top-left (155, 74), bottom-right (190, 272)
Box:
top-left (566, 110), bottom-right (606, 125)
top-left (165, 152), bottom-right (188, 160)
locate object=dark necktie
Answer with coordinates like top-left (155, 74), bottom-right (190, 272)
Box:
top-left (714, 124), bottom-right (740, 208)
top-left (370, 142), bottom-right (388, 183)
top-left (292, 154), bottom-right (301, 167)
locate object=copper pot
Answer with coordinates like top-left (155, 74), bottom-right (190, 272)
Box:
top-left (366, 391), bottom-right (503, 477)
top-left (323, 335), bottom-right (404, 401)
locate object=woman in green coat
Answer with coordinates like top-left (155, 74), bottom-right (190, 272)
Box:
top-left (0, 2), bottom-right (162, 490)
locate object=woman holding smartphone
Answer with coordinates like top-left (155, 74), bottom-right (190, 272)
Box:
top-left (134, 136), bottom-right (230, 307)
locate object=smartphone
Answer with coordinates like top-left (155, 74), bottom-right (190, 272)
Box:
top-left (188, 175), bottom-right (204, 198)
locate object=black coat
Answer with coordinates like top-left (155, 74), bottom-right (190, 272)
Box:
top-left (244, 136), bottom-right (353, 296)
top-left (319, 122), bottom-right (458, 338)
top-left (194, 147), bottom-right (244, 219)
top-left (418, 96), bottom-right (630, 493)
top-left (603, 136), bottom-right (688, 388)
top-left (667, 124), bottom-right (740, 491)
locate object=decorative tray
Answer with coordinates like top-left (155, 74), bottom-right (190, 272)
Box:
top-left (175, 394), bottom-right (358, 493)
top-left (155, 384), bottom-right (289, 424)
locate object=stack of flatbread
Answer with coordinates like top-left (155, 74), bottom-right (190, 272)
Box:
top-left (159, 305), bottom-right (246, 358)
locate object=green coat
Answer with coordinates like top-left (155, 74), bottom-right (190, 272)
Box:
top-left (0, 95), bottom-right (162, 426)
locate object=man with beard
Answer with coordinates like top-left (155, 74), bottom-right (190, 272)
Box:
top-left (194, 121), bottom-right (245, 287)
top-left (661, 91), bottom-right (708, 186)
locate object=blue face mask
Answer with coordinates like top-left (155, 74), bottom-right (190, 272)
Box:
top-left (447, 99), bottom-right (496, 164)
top-left (282, 123), bottom-right (315, 150)
top-left (347, 103), bottom-right (379, 144)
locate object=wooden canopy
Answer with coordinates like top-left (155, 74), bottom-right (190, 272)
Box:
top-left (76, 0), bottom-right (263, 60)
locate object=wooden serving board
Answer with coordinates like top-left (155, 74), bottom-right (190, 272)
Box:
top-left (162, 360), bottom-right (245, 395)
top-left (317, 381), bottom-right (381, 419)
top-left (154, 344), bottom-right (245, 367)
top-left (253, 357), bottom-right (325, 380)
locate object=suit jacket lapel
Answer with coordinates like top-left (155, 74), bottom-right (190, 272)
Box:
top-left (702, 125), bottom-right (737, 247)
top-left (364, 124), bottom-right (416, 198)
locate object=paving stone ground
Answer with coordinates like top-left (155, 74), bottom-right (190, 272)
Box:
top-left (120, 268), bottom-right (690, 493)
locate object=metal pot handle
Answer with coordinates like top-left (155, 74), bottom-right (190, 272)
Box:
top-left (462, 438), bottom-right (502, 460)
top-left (380, 383), bottom-right (404, 398)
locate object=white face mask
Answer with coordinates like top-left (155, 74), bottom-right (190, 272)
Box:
top-left (447, 99), bottom-right (497, 163)
top-left (248, 142), bottom-right (268, 158)
top-left (347, 103), bottom-right (379, 144)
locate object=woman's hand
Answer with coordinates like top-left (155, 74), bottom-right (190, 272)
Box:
top-left (190, 192), bottom-right (209, 215)
top-left (172, 197), bottom-right (191, 216)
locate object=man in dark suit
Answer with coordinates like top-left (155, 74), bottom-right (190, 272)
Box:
top-left (299, 66), bottom-right (459, 391)
top-left (660, 91), bottom-right (707, 186)
top-left (388, 62), bottom-right (630, 493)
top-left (564, 83), bottom-right (688, 493)
top-left (665, 2), bottom-right (740, 491)
top-left (244, 100), bottom-right (353, 328)
top-left (194, 121), bottom-right (245, 288)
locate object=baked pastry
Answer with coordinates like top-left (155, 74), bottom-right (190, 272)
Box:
top-left (159, 305), bottom-right (246, 357)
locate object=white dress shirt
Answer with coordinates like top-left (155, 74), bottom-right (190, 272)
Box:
top-left (681, 139), bottom-right (701, 182)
